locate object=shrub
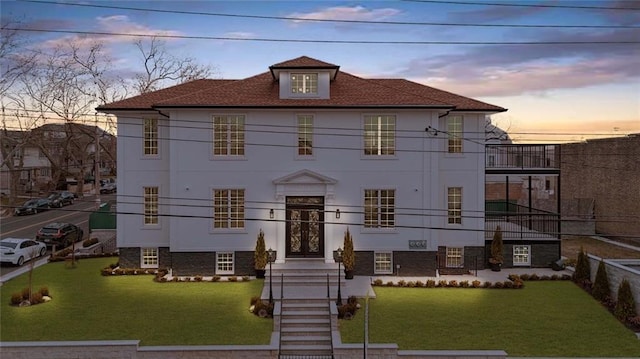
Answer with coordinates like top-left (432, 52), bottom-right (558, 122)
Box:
top-left (520, 274), bottom-right (530, 281)
top-left (407, 281), bottom-right (416, 288)
top-left (10, 292), bottom-right (22, 305)
top-left (508, 274), bottom-right (520, 281)
top-left (493, 281), bottom-right (504, 289)
top-left (171, 276), bottom-right (179, 282)
top-left (437, 280), bottom-right (448, 288)
top-left (386, 281), bottom-right (394, 287)
top-left (472, 280), bottom-right (481, 288)
top-left (182, 277), bottom-right (191, 282)
top-left (39, 287), bottom-right (49, 297)
top-left (426, 279), bottom-right (436, 288)
top-left (21, 287), bottom-right (30, 300)
top-left (529, 273), bottom-right (539, 281)
top-left (483, 281), bottom-right (492, 288)
top-left (592, 260), bottom-right (611, 302)
top-left (254, 229), bottom-right (268, 270)
top-left (541, 275), bottom-right (551, 281)
top-left (252, 299), bottom-right (273, 318)
top-left (338, 296), bottom-right (359, 320)
top-left (614, 279), bottom-right (637, 321)
top-left (30, 292), bottom-right (43, 304)
top-left (373, 279), bottom-right (383, 286)
top-left (561, 274), bottom-right (572, 281)
top-left (573, 247), bottom-right (591, 283)
top-left (82, 237), bottom-right (99, 248)
top-left (447, 280), bottom-right (458, 288)
top-left (397, 280), bottom-right (406, 287)
top-left (415, 280), bottom-right (424, 287)
top-left (242, 276), bottom-right (249, 282)
top-left (194, 275), bottom-right (203, 282)
top-left (489, 225), bottom-right (504, 265)
top-left (228, 276), bottom-right (238, 282)
top-left (513, 279), bottom-right (524, 289)
top-left (211, 275), bottom-right (221, 282)
top-left (460, 280), bottom-right (470, 288)
top-left (503, 280), bottom-right (514, 289)
top-left (250, 296), bottom-right (261, 306)
top-left (551, 274), bottom-right (559, 280)
top-left (101, 267), bottom-right (113, 276)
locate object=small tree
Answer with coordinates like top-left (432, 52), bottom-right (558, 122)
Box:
top-left (489, 225), bottom-right (503, 264)
top-left (614, 279), bottom-right (637, 321)
top-left (342, 228), bottom-right (355, 272)
top-left (254, 229), bottom-right (267, 270)
top-left (573, 247), bottom-right (591, 284)
top-left (592, 260), bottom-right (611, 302)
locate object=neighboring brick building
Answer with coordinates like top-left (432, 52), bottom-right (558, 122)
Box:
top-left (561, 134), bottom-right (640, 242)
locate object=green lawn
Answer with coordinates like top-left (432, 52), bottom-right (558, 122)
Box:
top-left (340, 282), bottom-right (640, 357)
top-left (0, 257), bottom-right (272, 345)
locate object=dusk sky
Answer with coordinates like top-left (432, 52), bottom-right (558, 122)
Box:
top-left (2, 0), bottom-right (639, 143)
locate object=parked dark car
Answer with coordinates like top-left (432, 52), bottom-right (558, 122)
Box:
top-left (47, 191), bottom-right (75, 207)
top-left (14, 198), bottom-right (51, 216)
top-left (36, 222), bottom-right (84, 248)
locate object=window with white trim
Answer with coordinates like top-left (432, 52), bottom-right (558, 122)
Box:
top-left (364, 189), bottom-right (395, 228)
top-left (213, 115), bottom-right (245, 156)
top-left (374, 252), bottom-right (393, 274)
top-left (144, 186), bottom-right (159, 225)
top-left (297, 115), bottom-right (313, 156)
top-left (213, 189), bottom-right (245, 229)
top-left (216, 252), bottom-right (234, 274)
top-left (291, 73), bottom-right (318, 94)
top-left (513, 245), bottom-right (531, 266)
top-left (364, 115), bottom-right (395, 156)
top-left (447, 115), bottom-right (463, 153)
top-left (143, 119), bottom-right (158, 156)
top-left (141, 248), bottom-right (158, 268)
top-left (446, 247), bottom-right (463, 268)
top-left (447, 187), bottom-right (462, 224)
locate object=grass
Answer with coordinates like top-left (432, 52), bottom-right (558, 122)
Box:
top-left (562, 236), bottom-right (640, 261)
top-left (340, 282), bottom-right (640, 357)
top-left (0, 257), bottom-right (272, 345)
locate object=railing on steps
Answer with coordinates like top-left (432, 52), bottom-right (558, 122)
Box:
top-left (279, 273), bottom-right (283, 357)
top-left (327, 274), bottom-right (335, 359)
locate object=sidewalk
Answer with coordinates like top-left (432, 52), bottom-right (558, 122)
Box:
top-left (0, 257), bottom-right (50, 286)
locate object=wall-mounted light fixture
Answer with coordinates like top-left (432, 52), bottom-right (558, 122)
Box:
top-left (335, 209), bottom-right (341, 219)
top-left (269, 209), bottom-right (274, 219)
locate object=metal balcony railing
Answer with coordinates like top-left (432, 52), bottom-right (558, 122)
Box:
top-left (486, 144), bottom-right (560, 170)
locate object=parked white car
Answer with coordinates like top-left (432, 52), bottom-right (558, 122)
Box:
top-left (0, 238), bottom-right (47, 266)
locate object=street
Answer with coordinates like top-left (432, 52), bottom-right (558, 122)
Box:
top-left (0, 195), bottom-right (114, 277)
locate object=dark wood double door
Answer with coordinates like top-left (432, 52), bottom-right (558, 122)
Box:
top-left (286, 196), bottom-right (324, 258)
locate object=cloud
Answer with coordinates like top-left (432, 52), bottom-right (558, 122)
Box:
top-left (222, 32), bottom-right (255, 39)
top-left (288, 5), bottom-right (401, 24)
top-left (38, 15), bottom-right (182, 49)
top-left (447, 1), bottom-right (551, 22)
top-left (395, 28), bottom-right (640, 97)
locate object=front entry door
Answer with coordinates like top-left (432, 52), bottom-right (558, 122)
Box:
top-left (286, 197), bottom-right (324, 258)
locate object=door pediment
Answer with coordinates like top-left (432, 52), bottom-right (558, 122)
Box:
top-left (273, 169), bottom-right (337, 199)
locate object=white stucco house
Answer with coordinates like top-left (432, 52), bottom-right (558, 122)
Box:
top-left (97, 56), bottom-right (511, 276)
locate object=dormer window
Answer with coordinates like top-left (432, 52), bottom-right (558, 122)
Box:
top-left (291, 73), bottom-right (318, 94)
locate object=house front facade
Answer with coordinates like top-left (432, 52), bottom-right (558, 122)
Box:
top-left (98, 56), bottom-right (508, 276)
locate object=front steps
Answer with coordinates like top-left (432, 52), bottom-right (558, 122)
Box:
top-left (279, 298), bottom-right (333, 358)
top-left (264, 259), bottom-right (337, 358)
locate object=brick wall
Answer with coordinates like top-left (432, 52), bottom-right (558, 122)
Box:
top-left (561, 135), bottom-right (640, 241)
top-left (484, 241), bottom-right (560, 268)
top-left (353, 251), bottom-right (437, 276)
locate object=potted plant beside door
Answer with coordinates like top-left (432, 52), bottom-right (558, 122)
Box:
top-left (489, 225), bottom-right (504, 272)
top-left (342, 228), bottom-right (355, 279)
top-left (254, 229), bottom-right (267, 279)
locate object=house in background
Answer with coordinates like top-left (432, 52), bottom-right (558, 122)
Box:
top-left (0, 130), bottom-right (52, 195)
top-left (98, 56), bottom-right (561, 276)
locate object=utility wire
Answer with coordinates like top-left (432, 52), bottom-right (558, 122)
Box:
top-left (6, 28), bottom-right (639, 45)
top-left (400, 0), bottom-right (640, 11)
top-left (17, 0), bottom-right (640, 29)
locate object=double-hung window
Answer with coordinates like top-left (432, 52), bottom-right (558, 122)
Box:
top-left (143, 119), bottom-right (158, 156)
top-left (447, 187), bottom-right (462, 224)
top-left (374, 252), bottom-right (393, 274)
top-left (364, 115), bottom-right (395, 156)
top-left (513, 245), bottom-right (531, 266)
top-left (141, 248), bottom-right (158, 268)
top-left (364, 189), bottom-right (395, 228)
top-left (213, 189), bottom-right (245, 229)
top-left (446, 247), bottom-right (463, 268)
top-left (217, 252), bottom-right (234, 274)
top-left (291, 73), bottom-right (318, 94)
top-left (297, 115), bottom-right (313, 156)
top-left (447, 115), bottom-right (463, 153)
top-left (143, 186), bottom-right (159, 225)
top-left (213, 115), bottom-right (245, 156)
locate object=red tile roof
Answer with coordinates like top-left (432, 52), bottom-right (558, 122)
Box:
top-left (97, 57), bottom-right (506, 113)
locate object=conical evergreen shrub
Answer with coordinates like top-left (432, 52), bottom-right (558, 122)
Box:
top-left (614, 279), bottom-right (637, 321)
top-left (592, 260), bottom-right (610, 302)
top-left (573, 247), bottom-right (591, 284)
